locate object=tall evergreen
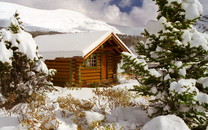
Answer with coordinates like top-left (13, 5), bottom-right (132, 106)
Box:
top-left (122, 0), bottom-right (208, 129)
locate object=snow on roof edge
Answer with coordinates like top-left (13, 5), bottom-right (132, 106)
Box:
top-left (83, 31), bottom-right (112, 57)
top-left (113, 33), bottom-right (133, 54)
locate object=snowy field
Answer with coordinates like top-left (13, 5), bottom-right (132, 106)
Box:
top-left (0, 79), bottom-right (140, 130)
top-left (0, 79), bottom-right (192, 130)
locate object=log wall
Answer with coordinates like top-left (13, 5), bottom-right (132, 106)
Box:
top-left (45, 49), bottom-right (122, 87)
top-left (45, 58), bottom-right (72, 86)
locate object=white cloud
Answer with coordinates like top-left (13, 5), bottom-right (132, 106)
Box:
top-left (0, 0), bottom-right (158, 27)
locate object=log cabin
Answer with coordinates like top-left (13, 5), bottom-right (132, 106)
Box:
top-left (35, 31), bottom-right (132, 86)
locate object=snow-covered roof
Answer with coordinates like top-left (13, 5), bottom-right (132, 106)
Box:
top-left (35, 31), bottom-right (131, 59)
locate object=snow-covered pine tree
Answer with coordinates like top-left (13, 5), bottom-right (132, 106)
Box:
top-left (122, 0), bottom-right (208, 129)
top-left (0, 12), bottom-right (55, 109)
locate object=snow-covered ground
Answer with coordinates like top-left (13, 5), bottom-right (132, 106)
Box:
top-left (0, 79), bottom-right (140, 130)
top-left (0, 79), bottom-right (192, 130)
top-left (0, 2), bottom-right (119, 34)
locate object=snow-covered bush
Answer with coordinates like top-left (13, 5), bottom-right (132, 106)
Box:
top-left (106, 106), bottom-right (150, 129)
top-left (122, 0), bottom-right (208, 129)
top-left (0, 12), bottom-right (54, 109)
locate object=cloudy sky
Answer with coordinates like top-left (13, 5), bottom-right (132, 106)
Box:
top-left (0, 0), bottom-right (207, 27)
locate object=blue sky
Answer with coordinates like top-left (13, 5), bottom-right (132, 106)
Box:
top-left (109, 0), bottom-right (143, 13)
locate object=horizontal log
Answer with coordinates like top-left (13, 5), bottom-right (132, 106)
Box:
top-left (81, 69), bottom-right (101, 73)
top-left (108, 72), bottom-right (114, 75)
top-left (107, 75), bottom-right (114, 78)
top-left (73, 58), bottom-right (84, 62)
top-left (51, 68), bottom-right (73, 72)
top-left (108, 71), bottom-right (114, 74)
top-left (53, 74), bottom-right (70, 78)
top-left (54, 76), bottom-right (71, 80)
top-left (47, 65), bottom-right (70, 69)
top-left (80, 59), bottom-right (101, 65)
top-left (46, 59), bottom-right (70, 62)
top-left (81, 68), bottom-right (101, 70)
top-left (81, 73), bottom-right (101, 77)
top-left (108, 67), bottom-right (114, 70)
top-left (107, 59), bottom-right (116, 62)
top-left (45, 62), bottom-right (70, 66)
top-left (108, 63), bottom-right (115, 67)
top-left (81, 71), bottom-right (101, 74)
top-left (53, 76), bottom-right (70, 79)
top-left (81, 79), bottom-right (101, 83)
top-left (80, 64), bottom-right (101, 68)
top-left (81, 76), bottom-right (101, 80)
top-left (54, 71), bottom-right (71, 75)
top-left (54, 58), bottom-right (72, 61)
top-left (48, 64), bottom-right (70, 67)
top-left (46, 61), bottom-right (70, 64)
top-left (53, 78), bottom-right (70, 82)
top-left (55, 70), bottom-right (71, 73)
top-left (107, 63), bottom-right (115, 66)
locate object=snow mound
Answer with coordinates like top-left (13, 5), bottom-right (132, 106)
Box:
top-left (85, 111), bottom-right (105, 125)
top-left (0, 2), bottom-right (120, 34)
top-left (142, 115), bottom-right (190, 130)
top-left (106, 107), bottom-right (150, 128)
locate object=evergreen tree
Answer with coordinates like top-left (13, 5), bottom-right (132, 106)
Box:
top-left (122, 0), bottom-right (208, 129)
top-left (0, 13), bottom-right (55, 109)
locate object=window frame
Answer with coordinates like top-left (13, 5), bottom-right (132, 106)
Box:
top-left (84, 54), bottom-right (98, 68)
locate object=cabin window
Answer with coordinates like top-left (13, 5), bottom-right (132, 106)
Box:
top-left (85, 54), bottom-right (97, 67)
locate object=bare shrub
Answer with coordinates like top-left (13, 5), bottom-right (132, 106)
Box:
top-left (57, 94), bottom-right (94, 113)
top-left (91, 88), bottom-right (133, 112)
top-left (57, 94), bottom-right (94, 129)
top-left (19, 94), bottom-right (60, 129)
top-left (87, 80), bottom-right (113, 88)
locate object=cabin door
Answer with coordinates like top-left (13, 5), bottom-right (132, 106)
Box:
top-left (101, 54), bottom-right (108, 79)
